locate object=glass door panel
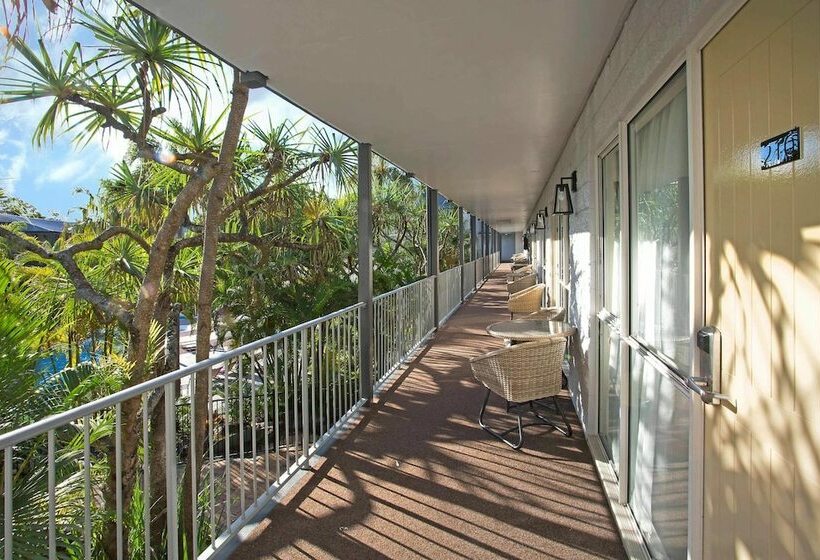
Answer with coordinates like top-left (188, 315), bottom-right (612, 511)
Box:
top-left (601, 146), bottom-right (621, 315)
top-left (626, 66), bottom-right (691, 559)
top-left (597, 142), bottom-right (621, 469)
top-left (628, 68), bottom-right (691, 373)
top-left (628, 350), bottom-right (690, 560)
top-left (598, 320), bottom-right (621, 470)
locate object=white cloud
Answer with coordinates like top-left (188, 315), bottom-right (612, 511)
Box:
top-left (0, 131), bottom-right (26, 194)
top-left (35, 158), bottom-right (86, 185)
top-left (96, 132), bottom-right (130, 163)
top-left (0, 152), bottom-right (26, 194)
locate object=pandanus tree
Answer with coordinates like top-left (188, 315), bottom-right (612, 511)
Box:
top-left (0, 1), bottom-right (355, 557)
top-left (437, 203), bottom-right (461, 271)
top-left (370, 158), bottom-right (428, 290)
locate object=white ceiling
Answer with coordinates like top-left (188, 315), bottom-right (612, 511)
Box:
top-left (135, 0), bottom-right (632, 232)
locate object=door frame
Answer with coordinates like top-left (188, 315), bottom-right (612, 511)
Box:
top-left (590, 133), bottom-right (620, 443)
top-left (589, 133), bottom-right (620, 440)
top-left (685, 1), bottom-right (750, 558)
top-left (586, 1), bottom-right (751, 558)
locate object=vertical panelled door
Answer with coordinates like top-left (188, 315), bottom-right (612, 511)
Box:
top-left (702, 0), bottom-right (820, 557)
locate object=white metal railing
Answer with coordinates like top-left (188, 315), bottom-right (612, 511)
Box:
top-left (0, 302), bottom-right (364, 560)
top-left (372, 277), bottom-right (435, 390)
top-left (0, 253), bottom-right (503, 560)
top-left (463, 261), bottom-right (476, 298)
top-left (436, 265), bottom-right (462, 324)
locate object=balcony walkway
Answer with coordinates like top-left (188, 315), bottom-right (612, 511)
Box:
top-left (231, 265), bottom-right (625, 560)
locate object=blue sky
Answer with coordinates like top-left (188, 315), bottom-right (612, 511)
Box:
top-left (0, 1), bottom-right (335, 219)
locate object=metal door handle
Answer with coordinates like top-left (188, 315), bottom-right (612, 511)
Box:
top-left (686, 376), bottom-right (735, 407)
top-left (692, 326), bottom-right (735, 406)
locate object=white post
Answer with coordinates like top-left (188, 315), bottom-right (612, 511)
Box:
top-left (358, 143), bottom-right (373, 403)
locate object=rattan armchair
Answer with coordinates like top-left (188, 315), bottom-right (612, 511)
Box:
top-left (470, 338), bottom-right (572, 449)
top-left (506, 273), bottom-right (536, 296)
top-left (524, 306), bottom-right (566, 321)
top-left (506, 265), bottom-right (533, 281)
top-left (508, 283), bottom-right (546, 318)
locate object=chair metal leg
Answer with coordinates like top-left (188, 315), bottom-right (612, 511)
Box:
top-left (548, 396), bottom-right (572, 437)
top-left (525, 398), bottom-right (572, 437)
top-left (478, 388), bottom-right (525, 449)
top-left (478, 389), bottom-right (575, 449)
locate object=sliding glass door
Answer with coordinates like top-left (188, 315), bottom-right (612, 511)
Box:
top-left (627, 67), bottom-right (690, 560)
top-left (598, 67), bottom-right (692, 560)
top-left (597, 142), bottom-right (621, 473)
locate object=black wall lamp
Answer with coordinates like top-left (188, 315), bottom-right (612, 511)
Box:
top-left (535, 210), bottom-right (546, 230)
top-left (553, 170), bottom-right (576, 215)
top-left (239, 70), bottom-right (268, 89)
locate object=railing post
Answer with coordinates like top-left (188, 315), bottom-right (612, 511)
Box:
top-left (426, 186), bottom-right (440, 325)
top-left (300, 328), bottom-right (309, 462)
top-left (469, 215), bottom-right (477, 262)
top-left (458, 207), bottom-right (465, 302)
top-left (397, 289), bottom-right (404, 360)
top-left (482, 221), bottom-right (486, 260)
top-left (164, 382), bottom-right (178, 560)
top-left (357, 142), bottom-right (373, 404)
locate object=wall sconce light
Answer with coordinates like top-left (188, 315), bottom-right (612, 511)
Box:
top-left (239, 70), bottom-right (268, 89)
top-left (535, 210), bottom-right (546, 230)
top-left (553, 170), bottom-right (577, 215)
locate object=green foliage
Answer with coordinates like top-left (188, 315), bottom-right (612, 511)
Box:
top-left (0, 2), bottom-right (467, 557)
top-left (0, 187), bottom-right (44, 217)
top-left (0, 260), bottom-right (47, 433)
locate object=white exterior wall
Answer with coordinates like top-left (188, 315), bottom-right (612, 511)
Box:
top-left (528, 0), bottom-right (734, 430)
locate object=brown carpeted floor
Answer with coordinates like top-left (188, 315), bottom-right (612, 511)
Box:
top-left (231, 265), bottom-right (626, 560)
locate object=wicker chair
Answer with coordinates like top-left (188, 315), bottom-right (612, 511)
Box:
top-left (525, 306), bottom-right (566, 321)
top-left (508, 284), bottom-right (546, 318)
top-left (507, 273), bottom-right (536, 296)
top-left (470, 338), bottom-right (572, 449)
top-left (505, 265), bottom-right (533, 281)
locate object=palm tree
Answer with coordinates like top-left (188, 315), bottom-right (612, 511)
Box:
top-left (0, 259), bottom-right (118, 559)
top-left (1, 2), bottom-right (357, 555)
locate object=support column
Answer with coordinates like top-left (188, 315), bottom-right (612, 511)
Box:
top-left (476, 219), bottom-right (481, 258)
top-left (357, 143), bottom-right (373, 403)
top-left (470, 215), bottom-right (477, 261)
top-left (488, 227), bottom-right (493, 256)
top-left (426, 187), bottom-right (440, 325)
top-left (457, 207), bottom-right (465, 301)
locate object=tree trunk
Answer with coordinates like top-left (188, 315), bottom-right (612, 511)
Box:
top-left (166, 303), bottom-right (182, 372)
top-left (182, 70), bottom-right (249, 556)
top-left (149, 389), bottom-right (169, 553)
top-left (140, 291), bottom-right (178, 555)
top-left (101, 169), bottom-right (216, 560)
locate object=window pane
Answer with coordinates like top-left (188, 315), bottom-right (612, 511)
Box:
top-left (598, 320), bottom-right (621, 471)
top-left (601, 146), bottom-right (621, 315)
top-left (628, 68), bottom-right (690, 372)
top-left (628, 351), bottom-right (690, 560)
